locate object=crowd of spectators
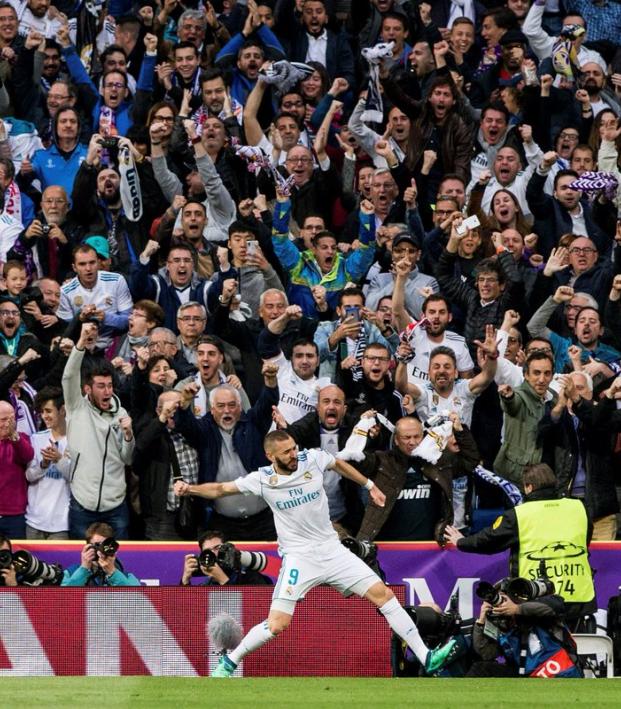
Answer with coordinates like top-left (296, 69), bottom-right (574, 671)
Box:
top-left (1, 0), bottom-right (621, 545)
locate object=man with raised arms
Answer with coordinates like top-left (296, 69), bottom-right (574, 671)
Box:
top-left (175, 430), bottom-right (457, 676)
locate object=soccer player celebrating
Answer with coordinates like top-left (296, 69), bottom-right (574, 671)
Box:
top-left (174, 430), bottom-right (457, 676)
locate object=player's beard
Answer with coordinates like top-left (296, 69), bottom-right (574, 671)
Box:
top-left (274, 454), bottom-right (298, 474)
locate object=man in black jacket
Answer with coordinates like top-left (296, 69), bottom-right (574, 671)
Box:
top-left (539, 372), bottom-right (620, 540)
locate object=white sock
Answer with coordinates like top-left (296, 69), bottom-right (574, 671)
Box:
top-left (379, 597), bottom-right (428, 664)
top-left (228, 620), bottom-right (276, 665)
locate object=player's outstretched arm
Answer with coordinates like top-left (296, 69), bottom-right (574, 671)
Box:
top-left (331, 458), bottom-right (385, 508)
top-left (173, 480), bottom-right (239, 500)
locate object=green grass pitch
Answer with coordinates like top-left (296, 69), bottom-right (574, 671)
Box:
top-left (1, 677), bottom-right (620, 708)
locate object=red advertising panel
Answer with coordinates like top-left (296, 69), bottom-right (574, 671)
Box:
top-left (0, 586), bottom-right (404, 676)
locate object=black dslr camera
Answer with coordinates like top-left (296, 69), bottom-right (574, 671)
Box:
top-left (192, 542), bottom-right (267, 577)
top-left (341, 537), bottom-right (385, 581)
top-left (476, 560), bottom-right (555, 607)
top-left (98, 136), bottom-right (119, 149)
top-left (89, 537), bottom-right (119, 558)
top-left (0, 548), bottom-right (63, 586)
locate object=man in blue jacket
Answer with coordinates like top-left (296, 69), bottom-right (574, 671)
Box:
top-left (174, 362), bottom-right (279, 540)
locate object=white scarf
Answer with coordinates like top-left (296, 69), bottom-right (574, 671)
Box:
top-left (118, 145), bottom-right (143, 222)
top-left (447, 0), bottom-right (476, 28)
top-left (3, 180), bottom-right (22, 224)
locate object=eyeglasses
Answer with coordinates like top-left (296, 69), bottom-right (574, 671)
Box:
top-left (42, 198), bottom-right (67, 205)
top-left (559, 132), bottom-right (579, 141)
top-left (154, 115), bottom-right (175, 122)
top-left (0, 310), bottom-right (19, 317)
top-left (286, 157), bottom-right (312, 164)
top-left (149, 340), bottom-right (176, 348)
top-left (104, 82), bottom-right (125, 90)
top-left (178, 315), bottom-right (205, 323)
top-left (565, 303), bottom-right (583, 311)
top-left (363, 355), bottom-right (391, 362)
top-left (48, 94), bottom-right (69, 101)
top-left (568, 247), bottom-right (596, 255)
top-left (282, 100), bottom-right (303, 108)
top-left (168, 257), bottom-right (193, 264)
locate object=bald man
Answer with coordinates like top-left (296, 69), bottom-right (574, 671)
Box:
top-left (352, 415), bottom-right (479, 543)
top-left (0, 401), bottom-right (34, 537)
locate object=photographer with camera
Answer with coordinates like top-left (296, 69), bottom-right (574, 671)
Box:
top-left (0, 534), bottom-right (17, 586)
top-left (180, 530), bottom-right (272, 587)
top-left (445, 464), bottom-right (595, 627)
top-left (468, 574), bottom-right (583, 678)
top-left (0, 533), bottom-right (64, 586)
top-left (61, 523), bottom-right (140, 587)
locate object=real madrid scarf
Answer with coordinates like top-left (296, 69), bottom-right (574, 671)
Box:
top-left (118, 144), bottom-right (143, 222)
top-left (361, 42), bottom-right (394, 124)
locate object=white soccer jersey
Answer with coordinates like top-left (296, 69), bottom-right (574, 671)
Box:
top-left (414, 378), bottom-right (476, 427)
top-left (272, 353), bottom-right (331, 424)
top-left (407, 329), bottom-right (474, 382)
top-left (235, 448), bottom-right (340, 555)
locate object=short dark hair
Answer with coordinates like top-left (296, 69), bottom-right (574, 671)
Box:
top-left (201, 67), bottom-right (225, 85)
top-left (182, 198), bottom-right (207, 216)
top-left (422, 293), bottom-right (451, 313)
top-left (381, 11), bottom-right (408, 30)
top-left (554, 169), bottom-right (579, 190)
top-left (311, 230), bottom-right (337, 247)
top-left (523, 463), bottom-right (557, 491)
top-left (574, 306), bottom-right (600, 324)
top-left (198, 334), bottom-right (225, 356)
top-left (338, 287), bottom-right (364, 307)
top-left (482, 7), bottom-right (518, 30)
top-left (82, 359), bottom-right (115, 387)
top-left (238, 39), bottom-right (264, 57)
top-left (0, 156), bottom-right (15, 181)
top-left (102, 69), bottom-right (127, 88)
top-left (481, 101), bottom-right (510, 123)
top-left (175, 40), bottom-right (199, 58)
top-left (524, 336), bottom-right (553, 354)
top-left (34, 385), bottom-right (64, 412)
top-left (524, 351), bottom-right (554, 373)
top-left (291, 338), bottom-right (319, 357)
top-left (85, 522), bottom-right (115, 543)
top-left (264, 429), bottom-right (295, 452)
top-left (474, 258), bottom-right (504, 284)
top-left (274, 111), bottom-right (304, 130)
top-left (429, 345), bottom-right (457, 367)
top-left (198, 529), bottom-right (227, 548)
top-left (146, 354), bottom-right (172, 377)
top-left (100, 44), bottom-right (127, 64)
top-left (228, 220), bottom-right (254, 239)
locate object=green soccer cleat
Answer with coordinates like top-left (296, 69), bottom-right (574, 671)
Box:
top-left (424, 638), bottom-right (458, 674)
top-left (211, 655), bottom-right (237, 678)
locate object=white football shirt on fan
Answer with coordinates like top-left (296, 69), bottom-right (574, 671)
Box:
top-left (413, 378), bottom-right (476, 427)
top-left (406, 328), bottom-right (474, 382)
top-left (268, 352), bottom-right (331, 424)
top-left (234, 448), bottom-right (340, 556)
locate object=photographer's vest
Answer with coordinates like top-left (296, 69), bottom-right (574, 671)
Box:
top-left (515, 498), bottom-right (593, 603)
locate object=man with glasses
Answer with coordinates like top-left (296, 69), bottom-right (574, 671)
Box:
top-left (148, 327), bottom-right (195, 379)
top-left (528, 285), bottom-right (621, 373)
top-left (130, 242), bottom-right (213, 333)
top-left (176, 302), bottom-right (208, 367)
top-left (112, 299), bottom-right (164, 364)
top-left (538, 236), bottom-right (620, 312)
top-left (8, 185), bottom-right (81, 283)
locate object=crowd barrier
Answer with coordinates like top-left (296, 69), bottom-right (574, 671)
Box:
top-left (3, 541), bottom-right (619, 676)
top-left (0, 586), bottom-right (403, 676)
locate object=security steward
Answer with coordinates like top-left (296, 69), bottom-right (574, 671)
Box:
top-left (444, 464), bottom-right (595, 627)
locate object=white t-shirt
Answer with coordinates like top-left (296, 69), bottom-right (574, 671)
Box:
top-left (235, 448), bottom-right (340, 555)
top-left (414, 378), bottom-right (477, 427)
top-left (271, 352), bottom-right (331, 424)
top-left (407, 329), bottom-right (474, 382)
top-left (25, 430), bottom-right (71, 533)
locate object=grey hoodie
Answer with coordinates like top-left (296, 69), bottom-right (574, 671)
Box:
top-left (62, 347), bottom-right (134, 512)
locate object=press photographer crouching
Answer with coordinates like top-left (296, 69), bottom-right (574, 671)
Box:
top-left (61, 523), bottom-right (140, 586)
top-left (180, 531), bottom-right (272, 587)
top-left (0, 533), bottom-right (64, 586)
top-left (468, 571), bottom-right (583, 678)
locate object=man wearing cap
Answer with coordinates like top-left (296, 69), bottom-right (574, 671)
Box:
top-left (83, 236), bottom-right (112, 271)
top-left (7, 186), bottom-right (83, 283)
top-left (472, 29), bottom-right (530, 99)
top-left (365, 232), bottom-right (439, 319)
